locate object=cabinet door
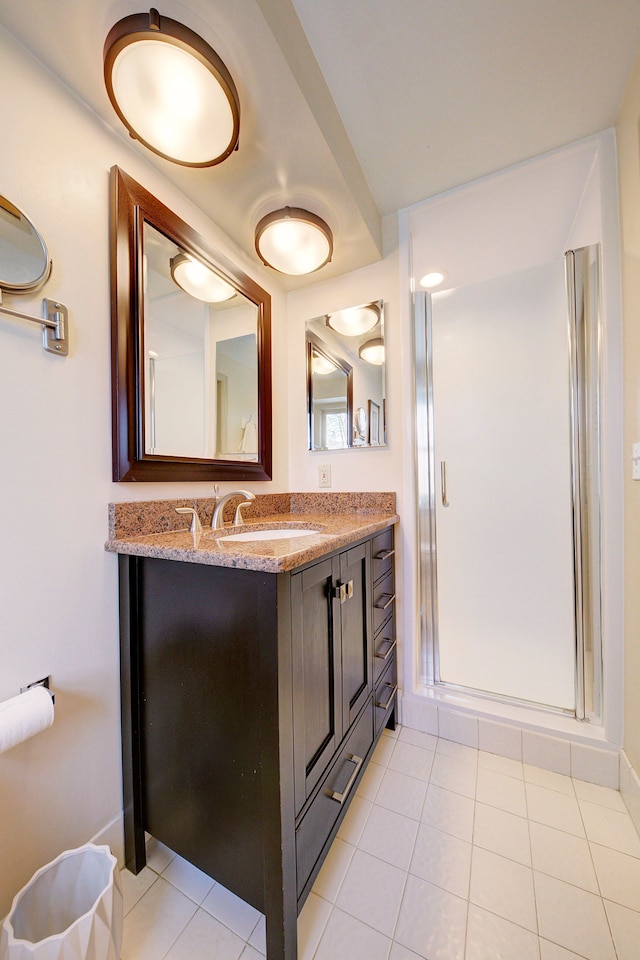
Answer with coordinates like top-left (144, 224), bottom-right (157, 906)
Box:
top-left (291, 557), bottom-right (342, 813)
top-left (338, 541), bottom-right (373, 731)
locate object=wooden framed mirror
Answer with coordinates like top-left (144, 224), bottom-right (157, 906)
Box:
top-left (110, 166), bottom-right (272, 481)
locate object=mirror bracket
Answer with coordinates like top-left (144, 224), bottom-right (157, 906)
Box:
top-left (0, 293), bottom-right (69, 356)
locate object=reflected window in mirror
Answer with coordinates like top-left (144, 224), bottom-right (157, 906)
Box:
top-left (110, 167), bottom-right (272, 481)
top-left (305, 300), bottom-right (385, 451)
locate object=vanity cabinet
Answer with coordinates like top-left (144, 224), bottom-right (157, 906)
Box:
top-left (118, 525), bottom-right (396, 960)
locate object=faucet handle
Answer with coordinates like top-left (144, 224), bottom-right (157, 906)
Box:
top-left (175, 507), bottom-right (203, 535)
top-left (233, 500), bottom-right (254, 525)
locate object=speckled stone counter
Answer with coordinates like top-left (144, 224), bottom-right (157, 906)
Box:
top-left (106, 492), bottom-right (398, 573)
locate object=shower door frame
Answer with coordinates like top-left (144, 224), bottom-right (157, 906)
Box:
top-left (413, 245), bottom-right (603, 722)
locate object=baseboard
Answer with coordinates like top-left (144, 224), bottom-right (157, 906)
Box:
top-left (400, 692), bottom-right (620, 788)
top-left (91, 813), bottom-right (125, 868)
top-left (619, 749), bottom-right (640, 836)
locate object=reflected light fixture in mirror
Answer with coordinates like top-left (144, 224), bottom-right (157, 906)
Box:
top-left (326, 302), bottom-right (380, 337)
top-left (104, 8), bottom-right (240, 166)
top-left (420, 270), bottom-right (445, 289)
top-left (170, 253), bottom-right (236, 302)
top-left (359, 337), bottom-right (385, 365)
top-left (255, 207), bottom-right (333, 275)
top-left (311, 352), bottom-right (338, 376)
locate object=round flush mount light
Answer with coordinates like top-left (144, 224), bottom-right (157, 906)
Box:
top-left (419, 271), bottom-right (445, 289)
top-left (170, 253), bottom-right (236, 302)
top-left (312, 353), bottom-right (337, 376)
top-left (254, 207), bottom-right (333, 276)
top-left (359, 337), bottom-right (385, 365)
top-left (104, 8), bottom-right (240, 167)
top-left (326, 302), bottom-right (380, 337)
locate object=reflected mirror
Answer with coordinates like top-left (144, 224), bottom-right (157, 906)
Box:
top-left (0, 195), bottom-right (52, 294)
top-left (110, 167), bottom-right (272, 481)
top-left (305, 300), bottom-right (385, 450)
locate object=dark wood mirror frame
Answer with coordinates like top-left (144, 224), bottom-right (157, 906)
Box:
top-left (109, 166), bottom-right (272, 481)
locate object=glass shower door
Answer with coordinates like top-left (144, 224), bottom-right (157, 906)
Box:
top-left (415, 245), bottom-right (607, 714)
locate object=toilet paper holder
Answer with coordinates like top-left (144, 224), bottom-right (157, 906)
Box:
top-left (19, 676), bottom-right (55, 704)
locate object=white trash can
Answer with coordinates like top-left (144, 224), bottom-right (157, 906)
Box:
top-left (0, 844), bottom-right (123, 960)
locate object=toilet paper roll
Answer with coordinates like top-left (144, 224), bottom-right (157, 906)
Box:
top-left (0, 686), bottom-right (54, 754)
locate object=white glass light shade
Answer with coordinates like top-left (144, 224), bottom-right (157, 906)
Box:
top-left (359, 337), bottom-right (385, 365)
top-left (170, 254), bottom-right (236, 302)
top-left (312, 352), bottom-right (337, 375)
top-left (420, 271), bottom-right (445, 289)
top-left (255, 207), bottom-right (333, 275)
top-left (326, 303), bottom-right (379, 337)
top-left (104, 10), bottom-right (240, 167)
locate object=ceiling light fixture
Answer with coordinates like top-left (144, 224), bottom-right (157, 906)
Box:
top-left (254, 207), bottom-right (333, 276)
top-left (358, 337), bottom-right (385, 365)
top-left (419, 271), bottom-right (445, 289)
top-left (170, 253), bottom-right (236, 302)
top-left (311, 353), bottom-right (337, 376)
top-left (104, 8), bottom-right (240, 167)
top-left (326, 302), bottom-right (380, 337)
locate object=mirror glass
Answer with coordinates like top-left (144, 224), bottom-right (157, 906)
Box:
top-left (305, 300), bottom-right (385, 450)
top-left (144, 223), bottom-right (259, 461)
top-left (110, 167), bottom-right (272, 482)
top-left (0, 196), bottom-right (51, 293)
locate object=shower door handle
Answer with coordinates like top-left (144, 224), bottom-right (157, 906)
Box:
top-left (440, 461), bottom-right (450, 507)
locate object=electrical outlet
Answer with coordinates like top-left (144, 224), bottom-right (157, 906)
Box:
top-left (319, 464), bottom-right (331, 488)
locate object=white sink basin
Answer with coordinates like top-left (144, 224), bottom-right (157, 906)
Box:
top-left (218, 528), bottom-right (320, 543)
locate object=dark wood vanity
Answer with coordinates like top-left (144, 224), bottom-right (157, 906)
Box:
top-left (117, 519), bottom-right (397, 960)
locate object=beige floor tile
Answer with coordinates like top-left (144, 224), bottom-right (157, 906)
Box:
top-left (590, 842), bottom-right (640, 912)
top-left (473, 802), bottom-right (531, 865)
top-left (394, 875), bottom-right (468, 960)
top-left (470, 847), bottom-right (537, 932)
top-left (476, 767), bottom-right (527, 817)
top-left (604, 899), bottom-right (640, 960)
top-left (420, 783), bottom-right (475, 842)
top-left (525, 783), bottom-right (585, 837)
top-left (313, 906), bottom-right (391, 960)
top-left (410, 823), bottom-right (472, 898)
top-left (529, 821), bottom-right (598, 893)
top-left (534, 872), bottom-right (615, 960)
top-left (465, 904), bottom-right (540, 960)
top-left (164, 907), bottom-right (244, 960)
top-left (121, 876), bottom-right (197, 960)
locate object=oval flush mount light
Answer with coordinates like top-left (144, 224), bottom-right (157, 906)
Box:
top-left (326, 302), bottom-right (380, 337)
top-left (419, 271), bottom-right (445, 289)
top-left (104, 8), bottom-right (240, 167)
top-left (359, 337), bottom-right (385, 365)
top-left (254, 207), bottom-right (333, 276)
top-left (170, 253), bottom-right (236, 302)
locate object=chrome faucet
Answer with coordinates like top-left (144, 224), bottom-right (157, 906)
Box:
top-left (211, 490), bottom-right (256, 529)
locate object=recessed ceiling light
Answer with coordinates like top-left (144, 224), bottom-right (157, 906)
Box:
top-left (419, 271), bottom-right (445, 289)
top-left (254, 207), bottom-right (333, 275)
top-left (104, 8), bottom-right (240, 167)
top-left (170, 253), bottom-right (236, 302)
top-left (326, 303), bottom-right (380, 337)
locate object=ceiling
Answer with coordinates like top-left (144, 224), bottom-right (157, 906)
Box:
top-left (2, 0), bottom-right (639, 288)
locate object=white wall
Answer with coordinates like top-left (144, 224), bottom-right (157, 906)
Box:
top-left (0, 25), bottom-right (287, 916)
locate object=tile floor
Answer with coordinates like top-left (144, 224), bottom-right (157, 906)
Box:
top-left (119, 725), bottom-right (640, 960)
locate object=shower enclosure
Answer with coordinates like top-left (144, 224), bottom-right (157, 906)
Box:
top-left (414, 245), bottom-right (602, 720)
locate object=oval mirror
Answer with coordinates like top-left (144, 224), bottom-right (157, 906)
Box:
top-left (0, 196), bottom-right (52, 294)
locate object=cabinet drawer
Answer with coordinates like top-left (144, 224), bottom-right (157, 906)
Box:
top-left (296, 700), bottom-right (374, 898)
top-left (374, 656), bottom-right (397, 737)
top-left (373, 611), bottom-right (396, 684)
top-left (372, 528), bottom-right (395, 584)
top-left (373, 570), bottom-right (395, 635)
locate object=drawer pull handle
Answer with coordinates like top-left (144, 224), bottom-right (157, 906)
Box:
top-left (375, 638), bottom-right (397, 661)
top-left (374, 593), bottom-right (395, 611)
top-left (374, 549), bottom-right (395, 561)
top-left (333, 580), bottom-right (354, 604)
top-left (375, 683), bottom-right (398, 711)
top-left (330, 754), bottom-right (363, 804)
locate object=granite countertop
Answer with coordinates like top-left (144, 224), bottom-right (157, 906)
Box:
top-left (105, 493), bottom-right (398, 573)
